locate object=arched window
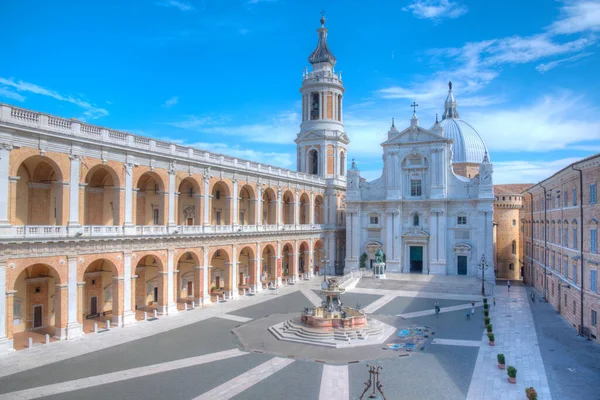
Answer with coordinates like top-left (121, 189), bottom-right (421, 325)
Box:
top-left (512, 240), bottom-right (516, 255)
top-left (310, 150), bottom-right (319, 175)
top-left (311, 92), bottom-right (320, 120)
top-left (512, 219), bottom-right (516, 226)
top-left (340, 151), bottom-right (345, 176)
top-left (413, 214), bottom-right (419, 227)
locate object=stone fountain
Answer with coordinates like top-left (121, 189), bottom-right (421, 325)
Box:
top-left (268, 277), bottom-right (395, 348)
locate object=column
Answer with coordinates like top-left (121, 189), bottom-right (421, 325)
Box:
top-left (68, 155), bottom-right (81, 229)
top-left (111, 277), bottom-right (124, 327)
top-left (328, 233), bottom-right (337, 275)
top-left (231, 245), bottom-right (238, 298)
top-left (276, 188), bottom-right (282, 226)
top-left (167, 170), bottom-right (176, 229)
top-left (256, 187), bottom-right (263, 227)
top-left (66, 256), bottom-right (82, 339)
top-left (124, 163), bottom-right (134, 233)
top-left (309, 240), bottom-right (315, 277)
top-left (203, 176), bottom-right (210, 227)
top-left (294, 191), bottom-right (300, 226)
top-left (232, 179), bottom-right (239, 227)
top-left (194, 266), bottom-right (203, 305)
top-left (276, 242), bottom-right (282, 285)
top-left (0, 144), bottom-right (11, 229)
top-left (0, 262), bottom-right (13, 354)
top-left (165, 249), bottom-right (178, 315)
top-left (202, 247), bottom-right (210, 304)
top-left (76, 282), bottom-right (84, 331)
top-left (309, 192), bottom-right (315, 224)
top-left (255, 242), bottom-right (262, 292)
top-left (122, 251), bottom-right (136, 325)
top-left (130, 276), bottom-right (137, 317)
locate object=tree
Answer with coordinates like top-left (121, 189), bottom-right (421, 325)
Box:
top-left (359, 252), bottom-right (368, 269)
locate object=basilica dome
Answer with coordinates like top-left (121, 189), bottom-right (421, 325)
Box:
top-left (437, 82), bottom-right (489, 164)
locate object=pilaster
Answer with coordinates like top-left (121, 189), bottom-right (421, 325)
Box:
top-left (165, 249), bottom-right (178, 315)
top-left (0, 262), bottom-right (14, 354)
top-left (67, 155), bottom-right (81, 230)
top-left (66, 256), bottom-right (82, 339)
top-left (122, 251), bottom-right (136, 326)
top-left (0, 144), bottom-right (12, 230)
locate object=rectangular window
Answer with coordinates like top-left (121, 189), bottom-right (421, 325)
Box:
top-left (591, 184), bottom-right (597, 204)
top-left (410, 179), bottom-right (422, 196)
top-left (153, 208), bottom-right (159, 225)
top-left (592, 310), bottom-right (597, 327)
top-left (564, 228), bottom-right (568, 247)
top-left (558, 195), bottom-right (561, 208)
top-left (558, 228), bottom-right (561, 245)
top-left (573, 263), bottom-right (577, 283)
top-left (216, 211), bottom-right (221, 225)
top-left (573, 188), bottom-right (577, 206)
top-left (565, 191), bottom-right (569, 206)
top-left (591, 270), bottom-right (597, 293)
top-left (457, 216), bottom-right (467, 225)
top-left (370, 216), bottom-right (378, 225)
top-left (592, 229), bottom-right (597, 253)
top-left (573, 228), bottom-right (577, 249)
top-left (564, 258), bottom-right (568, 278)
top-left (552, 252), bottom-right (555, 269)
top-left (573, 300), bottom-right (577, 315)
top-left (154, 184), bottom-right (159, 194)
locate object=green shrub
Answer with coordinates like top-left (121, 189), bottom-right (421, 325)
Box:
top-left (507, 366), bottom-right (517, 378)
top-left (483, 303), bottom-right (489, 310)
top-left (485, 317), bottom-right (490, 325)
top-left (359, 253), bottom-right (368, 269)
top-left (484, 310), bottom-right (489, 317)
top-left (487, 324), bottom-right (493, 332)
top-left (497, 354), bottom-right (505, 364)
top-left (488, 333), bottom-right (495, 342)
top-left (525, 387), bottom-right (537, 400)
top-left (483, 297), bottom-right (488, 304)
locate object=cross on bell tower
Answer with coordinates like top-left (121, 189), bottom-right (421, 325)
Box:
top-left (411, 102), bottom-right (419, 114)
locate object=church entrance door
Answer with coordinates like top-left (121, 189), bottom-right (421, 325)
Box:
top-left (457, 256), bottom-right (467, 275)
top-left (409, 246), bottom-right (423, 273)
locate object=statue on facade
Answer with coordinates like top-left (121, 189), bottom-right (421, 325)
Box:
top-left (375, 248), bottom-right (384, 264)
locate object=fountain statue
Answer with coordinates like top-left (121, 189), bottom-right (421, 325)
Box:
top-left (373, 248), bottom-right (386, 279)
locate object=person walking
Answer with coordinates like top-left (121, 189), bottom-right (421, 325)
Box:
top-left (434, 301), bottom-right (440, 314)
top-left (507, 280), bottom-right (511, 292)
top-left (493, 297), bottom-right (496, 306)
top-left (275, 285), bottom-right (279, 295)
top-left (471, 300), bottom-right (475, 314)
top-left (466, 310), bottom-right (471, 320)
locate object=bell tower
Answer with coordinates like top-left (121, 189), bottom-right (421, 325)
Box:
top-left (295, 14), bottom-right (349, 184)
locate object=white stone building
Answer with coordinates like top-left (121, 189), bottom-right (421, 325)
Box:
top-left (345, 84), bottom-right (495, 279)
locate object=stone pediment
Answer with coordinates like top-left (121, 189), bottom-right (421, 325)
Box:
top-left (295, 129), bottom-right (350, 144)
top-left (382, 126), bottom-right (449, 146)
top-left (401, 228), bottom-right (430, 238)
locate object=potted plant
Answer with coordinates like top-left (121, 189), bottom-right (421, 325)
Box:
top-left (486, 324), bottom-right (493, 333)
top-left (483, 303), bottom-right (489, 311)
top-left (507, 366), bottom-right (517, 383)
top-left (488, 333), bottom-right (495, 346)
top-left (484, 309), bottom-right (489, 317)
top-left (359, 253), bottom-right (368, 270)
top-left (525, 387), bottom-right (537, 400)
top-left (485, 316), bottom-right (490, 325)
top-left (497, 353), bottom-right (505, 369)
top-left (483, 297), bottom-right (488, 304)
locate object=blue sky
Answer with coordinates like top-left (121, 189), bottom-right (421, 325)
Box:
top-left (1, 0), bottom-right (599, 184)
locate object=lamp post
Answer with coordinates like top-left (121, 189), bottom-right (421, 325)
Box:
top-left (478, 254), bottom-right (490, 296)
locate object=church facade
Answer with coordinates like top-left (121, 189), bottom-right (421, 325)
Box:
top-left (344, 86), bottom-right (495, 279)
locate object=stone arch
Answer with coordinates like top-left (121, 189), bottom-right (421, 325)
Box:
top-left (209, 248), bottom-right (231, 297)
top-left (299, 193), bottom-right (310, 224)
top-left (133, 254), bottom-right (165, 312)
top-left (13, 155), bottom-right (65, 225)
top-left (262, 187), bottom-right (277, 225)
top-left (84, 164), bottom-right (121, 226)
top-left (176, 251), bottom-right (199, 304)
top-left (282, 190), bottom-right (295, 225)
top-left (314, 194), bottom-right (324, 224)
top-left (299, 241), bottom-right (310, 276)
top-left (178, 177), bottom-right (202, 226)
top-left (238, 246), bottom-right (256, 289)
top-left (239, 184), bottom-right (256, 225)
top-left (136, 172), bottom-right (166, 226)
top-left (313, 239), bottom-right (325, 273)
top-left (10, 263), bottom-right (64, 345)
top-left (260, 244), bottom-right (277, 286)
top-left (281, 242), bottom-right (294, 279)
top-left (210, 181), bottom-right (231, 226)
top-left (82, 258), bottom-right (121, 326)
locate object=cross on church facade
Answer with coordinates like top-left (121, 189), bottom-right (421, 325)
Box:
top-left (411, 102), bottom-right (419, 113)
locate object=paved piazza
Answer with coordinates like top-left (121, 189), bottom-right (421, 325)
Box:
top-left (0, 275), bottom-right (598, 400)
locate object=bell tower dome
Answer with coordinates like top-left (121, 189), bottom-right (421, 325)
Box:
top-left (295, 14), bottom-right (349, 183)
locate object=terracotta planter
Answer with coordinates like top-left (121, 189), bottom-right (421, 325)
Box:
top-left (508, 376), bottom-right (516, 384)
top-left (498, 363), bottom-right (505, 369)
top-left (489, 341), bottom-right (495, 346)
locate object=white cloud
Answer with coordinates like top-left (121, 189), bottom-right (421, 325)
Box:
top-left (536, 52), bottom-right (594, 72)
top-left (165, 110), bottom-right (300, 144)
top-left (155, 1), bottom-right (194, 12)
top-left (163, 96), bottom-right (179, 107)
top-left (493, 158), bottom-right (583, 184)
top-left (403, 0), bottom-right (468, 21)
top-left (0, 87), bottom-right (26, 102)
top-left (0, 77), bottom-right (108, 119)
top-left (549, 0), bottom-right (600, 34)
top-left (469, 91), bottom-right (600, 153)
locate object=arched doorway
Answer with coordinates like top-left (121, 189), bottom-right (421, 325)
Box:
top-left (176, 251), bottom-right (199, 307)
top-left (84, 166), bottom-right (120, 226)
top-left (314, 195), bottom-right (324, 224)
top-left (136, 172), bottom-right (165, 226)
top-left (282, 190), bottom-right (295, 225)
top-left (314, 239), bottom-right (325, 275)
top-left (299, 193), bottom-right (310, 224)
top-left (211, 181), bottom-right (231, 226)
top-left (308, 149), bottom-right (319, 175)
top-left (239, 185), bottom-right (256, 226)
top-left (82, 259), bottom-right (120, 328)
top-left (14, 156), bottom-right (64, 226)
top-left (262, 188), bottom-right (276, 225)
top-left (210, 249), bottom-right (231, 300)
top-left (299, 241), bottom-right (310, 278)
top-left (11, 264), bottom-right (63, 349)
top-left (281, 243), bottom-right (294, 282)
top-left (238, 246), bottom-right (256, 292)
top-left (134, 255), bottom-right (164, 314)
top-left (261, 244), bottom-right (276, 288)
top-left (178, 178), bottom-right (201, 226)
